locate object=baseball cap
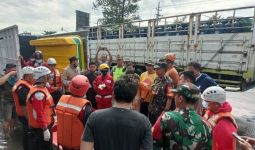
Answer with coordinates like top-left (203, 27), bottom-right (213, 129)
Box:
top-left (3, 63), bottom-right (16, 71)
top-left (145, 59), bottom-right (155, 66)
top-left (116, 54), bottom-right (123, 60)
top-left (154, 62), bottom-right (168, 70)
top-left (171, 83), bottom-right (200, 102)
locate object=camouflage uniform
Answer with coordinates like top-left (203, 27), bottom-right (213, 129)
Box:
top-left (153, 108), bottom-right (212, 150)
top-left (153, 83), bottom-right (212, 150)
top-left (149, 76), bottom-right (173, 124)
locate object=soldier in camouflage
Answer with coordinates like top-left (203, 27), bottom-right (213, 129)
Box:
top-left (152, 83), bottom-right (212, 150)
top-left (149, 62), bottom-right (174, 125)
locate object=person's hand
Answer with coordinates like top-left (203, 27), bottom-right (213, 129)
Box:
top-left (241, 136), bottom-right (255, 145)
top-left (98, 84), bottom-right (106, 90)
top-left (7, 71), bottom-right (16, 76)
top-left (19, 55), bottom-right (24, 60)
top-left (101, 84), bottom-right (106, 88)
top-left (98, 85), bottom-right (103, 90)
top-left (238, 139), bottom-right (253, 150)
top-left (43, 129), bottom-right (51, 141)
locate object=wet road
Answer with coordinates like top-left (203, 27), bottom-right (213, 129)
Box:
top-left (227, 87), bottom-right (255, 137)
top-left (0, 119), bottom-right (23, 150)
top-left (0, 87), bottom-right (254, 150)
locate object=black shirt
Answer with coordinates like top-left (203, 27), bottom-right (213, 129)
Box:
top-left (16, 85), bottom-right (30, 106)
top-left (83, 71), bottom-right (99, 108)
top-left (82, 107), bottom-right (153, 150)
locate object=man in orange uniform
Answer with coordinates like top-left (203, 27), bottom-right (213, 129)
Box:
top-left (56, 75), bottom-right (93, 150)
top-left (26, 66), bottom-right (55, 150)
top-left (12, 66), bottom-right (34, 150)
top-left (164, 53), bottom-right (179, 110)
top-left (165, 53), bottom-right (179, 88)
top-left (139, 60), bottom-right (157, 116)
top-left (46, 58), bottom-right (63, 105)
top-left (93, 63), bottom-right (114, 109)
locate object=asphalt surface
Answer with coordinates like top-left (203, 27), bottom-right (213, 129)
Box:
top-left (0, 87), bottom-right (254, 150)
top-left (227, 87), bottom-right (255, 137)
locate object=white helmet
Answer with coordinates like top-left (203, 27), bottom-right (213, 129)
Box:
top-left (33, 66), bottom-right (51, 80)
top-left (21, 66), bottom-right (34, 76)
top-left (201, 86), bottom-right (226, 104)
top-left (47, 58), bottom-right (57, 65)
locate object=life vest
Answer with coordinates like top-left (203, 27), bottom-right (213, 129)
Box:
top-left (12, 80), bottom-right (31, 116)
top-left (49, 69), bottom-right (62, 90)
top-left (204, 110), bottom-right (238, 150)
top-left (112, 66), bottom-right (126, 81)
top-left (140, 78), bottom-right (153, 100)
top-left (26, 86), bottom-right (54, 128)
top-left (56, 95), bottom-right (90, 149)
top-left (203, 110), bottom-right (238, 128)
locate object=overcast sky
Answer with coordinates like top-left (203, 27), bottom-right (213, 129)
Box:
top-left (0, 0), bottom-right (255, 35)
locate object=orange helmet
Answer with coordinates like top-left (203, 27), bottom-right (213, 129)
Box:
top-left (69, 75), bottom-right (90, 97)
top-left (165, 53), bottom-right (176, 62)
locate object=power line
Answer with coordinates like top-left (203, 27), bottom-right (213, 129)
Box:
top-left (160, 0), bottom-right (233, 8)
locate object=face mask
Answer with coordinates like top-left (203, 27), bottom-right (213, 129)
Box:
top-left (202, 101), bottom-right (208, 109)
top-left (101, 70), bottom-right (108, 76)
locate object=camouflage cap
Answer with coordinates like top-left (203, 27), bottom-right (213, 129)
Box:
top-left (145, 59), bottom-right (155, 66)
top-left (171, 83), bottom-right (200, 102)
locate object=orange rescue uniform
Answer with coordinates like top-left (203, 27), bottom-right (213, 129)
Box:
top-left (12, 80), bottom-right (31, 116)
top-left (56, 95), bottom-right (91, 149)
top-left (26, 86), bottom-right (54, 128)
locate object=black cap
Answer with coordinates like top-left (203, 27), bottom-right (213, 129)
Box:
top-left (154, 62), bottom-right (168, 70)
top-left (3, 63), bottom-right (16, 71)
top-left (69, 56), bottom-right (77, 63)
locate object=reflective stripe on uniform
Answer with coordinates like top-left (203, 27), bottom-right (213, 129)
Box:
top-left (96, 95), bottom-right (112, 99)
top-left (57, 102), bottom-right (82, 112)
top-left (105, 95), bottom-right (112, 98)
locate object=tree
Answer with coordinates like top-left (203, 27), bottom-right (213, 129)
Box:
top-left (93, 0), bottom-right (141, 25)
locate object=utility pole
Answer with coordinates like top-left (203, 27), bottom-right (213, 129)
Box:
top-left (155, 2), bottom-right (162, 26)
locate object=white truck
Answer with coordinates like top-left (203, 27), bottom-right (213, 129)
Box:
top-left (87, 6), bottom-right (255, 90)
top-left (0, 25), bottom-right (22, 78)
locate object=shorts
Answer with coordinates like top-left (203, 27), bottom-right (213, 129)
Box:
top-left (2, 101), bottom-right (14, 121)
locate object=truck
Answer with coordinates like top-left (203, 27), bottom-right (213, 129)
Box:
top-left (87, 6), bottom-right (255, 90)
top-left (0, 25), bottom-right (22, 77)
top-left (1, 6), bottom-right (255, 90)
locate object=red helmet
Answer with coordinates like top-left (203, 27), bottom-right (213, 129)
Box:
top-left (69, 75), bottom-right (90, 97)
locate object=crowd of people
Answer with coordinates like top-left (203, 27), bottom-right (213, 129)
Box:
top-left (0, 50), bottom-right (254, 150)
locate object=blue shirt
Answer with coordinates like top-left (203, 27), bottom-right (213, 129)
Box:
top-left (195, 73), bottom-right (217, 93)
